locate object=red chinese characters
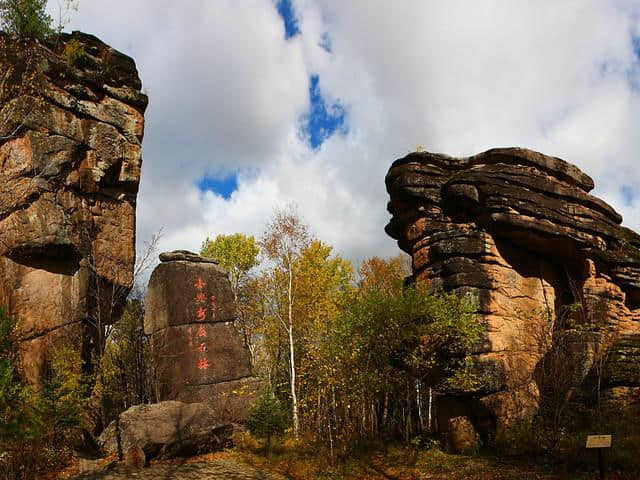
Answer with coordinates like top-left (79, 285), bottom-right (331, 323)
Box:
top-left (190, 276), bottom-right (211, 371)
top-left (197, 357), bottom-right (210, 370)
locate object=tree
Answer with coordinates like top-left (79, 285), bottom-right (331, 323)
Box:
top-left (260, 206), bottom-right (310, 440)
top-left (246, 389), bottom-right (289, 451)
top-left (0, 0), bottom-right (53, 38)
top-left (97, 298), bottom-right (155, 424)
top-left (357, 254), bottom-right (411, 297)
top-left (0, 307), bottom-right (88, 478)
top-left (306, 277), bottom-right (481, 446)
top-left (200, 233), bottom-right (260, 300)
top-left (0, 307), bottom-right (43, 457)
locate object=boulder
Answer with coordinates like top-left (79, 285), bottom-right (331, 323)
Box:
top-left (385, 147), bottom-right (640, 440)
top-left (98, 401), bottom-right (235, 460)
top-left (144, 251), bottom-right (261, 421)
top-left (159, 250), bottom-right (219, 263)
top-left (0, 31), bottom-right (147, 383)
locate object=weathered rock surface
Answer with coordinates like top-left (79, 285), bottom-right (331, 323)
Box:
top-left (0, 32), bottom-right (147, 382)
top-left (144, 252), bottom-right (261, 421)
top-left (385, 147), bottom-right (640, 439)
top-left (98, 401), bottom-right (235, 460)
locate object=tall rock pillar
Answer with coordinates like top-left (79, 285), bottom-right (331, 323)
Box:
top-left (144, 251), bottom-right (261, 422)
top-left (0, 31), bottom-right (147, 382)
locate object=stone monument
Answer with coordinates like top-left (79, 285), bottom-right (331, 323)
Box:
top-left (144, 250), bottom-right (260, 421)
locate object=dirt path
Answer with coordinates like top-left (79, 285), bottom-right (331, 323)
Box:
top-left (73, 458), bottom-right (286, 480)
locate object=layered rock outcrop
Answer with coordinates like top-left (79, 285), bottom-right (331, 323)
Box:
top-left (0, 32), bottom-right (147, 382)
top-left (385, 147), bottom-right (640, 439)
top-left (144, 251), bottom-right (260, 421)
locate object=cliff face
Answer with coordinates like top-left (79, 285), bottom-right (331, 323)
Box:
top-left (386, 147), bottom-right (640, 439)
top-left (0, 31), bottom-right (147, 382)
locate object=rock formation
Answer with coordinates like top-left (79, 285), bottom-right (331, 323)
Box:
top-left (0, 31), bottom-right (147, 382)
top-left (144, 251), bottom-right (261, 421)
top-left (385, 147), bottom-right (640, 440)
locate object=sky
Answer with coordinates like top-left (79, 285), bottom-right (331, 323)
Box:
top-left (54, 0), bottom-right (640, 280)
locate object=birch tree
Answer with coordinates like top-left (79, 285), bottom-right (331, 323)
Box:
top-left (260, 206), bottom-right (310, 439)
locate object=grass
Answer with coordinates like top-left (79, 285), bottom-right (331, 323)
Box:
top-left (224, 435), bottom-right (570, 480)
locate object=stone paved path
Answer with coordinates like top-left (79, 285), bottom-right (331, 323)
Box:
top-left (74, 458), bottom-right (286, 480)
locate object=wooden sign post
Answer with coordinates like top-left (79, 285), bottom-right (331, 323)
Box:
top-left (586, 435), bottom-right (611, 480)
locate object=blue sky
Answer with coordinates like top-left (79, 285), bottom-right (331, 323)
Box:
top-left (277, 0), bottom-right (300, 39)
top-left (197, 175), bottom-right (238, 200)
top-left (60, 1), bottom-right (640, 273)
top-left (197, 1), bottom-right (346, 198)
top-left (302, 74), bottom-right (347, 150)
top-left (621, 184), bottom-right (637, 206)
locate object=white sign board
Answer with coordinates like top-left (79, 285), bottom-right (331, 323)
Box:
top-left (586, 435), bottom-right (612, 449)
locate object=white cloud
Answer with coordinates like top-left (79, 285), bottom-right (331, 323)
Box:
top-left (61, 1), bottom-right (640, 281)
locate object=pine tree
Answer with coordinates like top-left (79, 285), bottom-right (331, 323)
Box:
top-left (246, 389), bottom-right (289, 451)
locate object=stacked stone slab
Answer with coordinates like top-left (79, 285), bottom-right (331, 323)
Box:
top-left (0, 31), bottom-right (147, 382)
top-left (385, 147), bottom-right (640, 441)
top-left (144, 251), bottom-right (260, 421)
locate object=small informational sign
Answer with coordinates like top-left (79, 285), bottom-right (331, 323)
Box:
top-left (586, 435), bottom-right (612, 449)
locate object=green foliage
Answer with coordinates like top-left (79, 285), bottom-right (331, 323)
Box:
top-left (0, 308), bottom-right (43, 446)
top-left (296, 278), bottom-right (482, 448)
top-left (0, 0), bottom-right (53, 39)
top-left (246, 389), bottom-right (289, 448)
top-left (201, 233), bottom-right (260, 293)
top-left (41, 345), bottom-right (87, 432)
top-left (0, 307), bottom-right (87, 479)
top-left (331, 285), bottom-right (482, 395)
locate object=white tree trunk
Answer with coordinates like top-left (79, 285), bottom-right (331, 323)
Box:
top-left (288, 257), bottom-right (300, 439)
top-left (416, 380), bottom-right (423, 432)
top-left (427, 387), bottom-right (433, 432)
